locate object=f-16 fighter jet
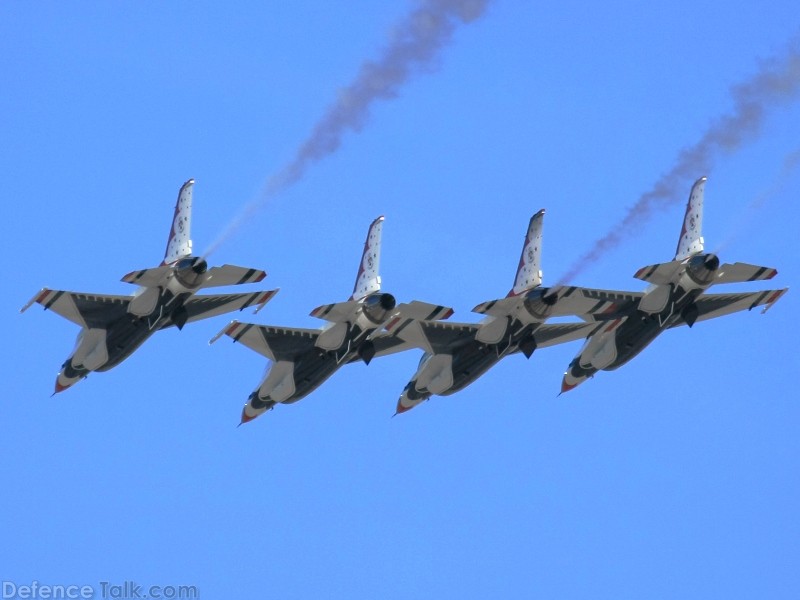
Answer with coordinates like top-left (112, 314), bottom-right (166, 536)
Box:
top-left (561, 177), bottom-right (787, 392)
top-left (387, 209), bottom-right (603, 415)
top-left (21, 179), bottom-right (278, 393)
top-left (212, 216), bottom-right (453, 424)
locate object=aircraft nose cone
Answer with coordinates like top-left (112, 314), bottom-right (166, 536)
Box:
top-left (394, 398), bottom-right (413, 416)
top-left (239, 406), bottom-right (258, 425)
top-left (560, 378), bottom-right (578, 395)
top-left (54, 378), bottom-right (71, 394)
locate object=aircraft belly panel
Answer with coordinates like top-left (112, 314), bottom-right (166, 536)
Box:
top-left (444, 343), bottom-right (502, 395)
top-left (603, 314), bottom-right (662, 371)
top-left (96, 317), bottom-right (157, 371)
top-left (279, 350), bottom-right (341, 404)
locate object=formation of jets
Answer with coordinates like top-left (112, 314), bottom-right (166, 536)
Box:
top-left (23, 177), bottom-right (787, 424)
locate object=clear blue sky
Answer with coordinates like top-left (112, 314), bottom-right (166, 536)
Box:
top-left (3, 2), bottom-right (799, 599)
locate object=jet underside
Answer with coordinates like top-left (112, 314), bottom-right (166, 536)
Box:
top-left (415, 320), bottom-right (540, 397)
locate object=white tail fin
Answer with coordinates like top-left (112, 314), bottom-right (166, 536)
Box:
top-left (351, 216), bottom-right (384, 300)
top-left (675, 177), bottom-right (706, 261)
top-left (162, 179), bottom-right (194, 265)
top-left (508, 209), bottom-right (544, 297)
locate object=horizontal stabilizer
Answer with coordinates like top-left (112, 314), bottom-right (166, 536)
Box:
top-left (310, 300), bottom-right (362, 323)
top-left (472, 296), bottom-right (520, 318)
top-left (201, 264), bottom-right (267, 288)
top-left (379, 301), bottom-right (453, 341)
top-left (392, 301), bottom-right (453, 322)
top-left (212, 320), bottom-right (319, 361)
top-left (121, 265), bottom-right (173, 287)
top-left (715, 262), bottom-right (778, 284)
top-left (473, 285), bottom-right (641, 323)
top-left (633, 261), bottom-right (684, 285)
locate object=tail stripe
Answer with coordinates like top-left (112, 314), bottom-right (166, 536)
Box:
top-left (236, 269), bottom-right (257, 285)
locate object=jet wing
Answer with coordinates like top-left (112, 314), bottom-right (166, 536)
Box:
top-left (21, 288), bottom-right (131, 328)
top-left (530, 322), bottom-right (601, 348)
top-left (415, 321), bottom-right (478, 354)
top-left (211, 321), bottom-right (320, 360)
top-left (386, 317), bottom-right (598, 355)
top-left (567, 287), bottom-right (642, 320)
top-left (669, 288), bottom-right (788, 328)
top-left (384, 319), bottom-right (478, 354)
top-left (174, 290), bottom-right (278, 327)
top-left (343, 332), bottom-right (419, 363)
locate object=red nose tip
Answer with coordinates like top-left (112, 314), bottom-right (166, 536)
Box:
top-left (54, 379), bottom-right (69, 394)
top-left (239, 408), bottom-right (258, 425)
top-left (560, 379), bottom-right (577, 394)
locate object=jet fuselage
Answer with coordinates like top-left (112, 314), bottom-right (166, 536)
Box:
top-left (56, 258), bottom-right (211, 390)
top-left (248, 323), bottom-right (375, 413)
top-left (400, 320), bottom-right (539, 407)
top-left (563, 255), bottom-right (719, 391)
top-left (598, 284), bottom-right (705, 371)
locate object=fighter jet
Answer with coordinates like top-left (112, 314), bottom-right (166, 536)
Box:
top-left (386, 209), bottom-right (604, 415)
top-left (21, 179), bottom-right (278, 393)
top-left (560, 176), bottom-right (787, 392)
top-left (211, 216), bottom-right (453, 424)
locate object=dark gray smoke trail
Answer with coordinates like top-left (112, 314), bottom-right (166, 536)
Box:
top-left (558, 38), bottom-right (800, 284)
top-left (714, 147), bottom-right (800, 255)
top-left (205, 0), bottom-right (489, 257)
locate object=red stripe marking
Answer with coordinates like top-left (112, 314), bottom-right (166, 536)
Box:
top-left (766, 290), bottom-right (784, 305)
top-left (385, 317), bottom-right (401, 331)
top-left (36, 290), bottom-right (51, 303)
top-left (254, 271), bottom-right (267, 283)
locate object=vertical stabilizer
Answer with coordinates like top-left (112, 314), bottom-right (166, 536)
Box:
top-left (163, 179), bottom-right (194, 265)
top-left (674, 177), bottom-right (706, 261)
top-left (351, 216), bottom-right (384, 300)
top-left (508, 209), bottom-right (544, 296)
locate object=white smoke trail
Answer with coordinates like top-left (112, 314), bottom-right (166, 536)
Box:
top-left (558, 38), bottom-right (800, 284)
top-left (204, 0), bottom-right (490, 257)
